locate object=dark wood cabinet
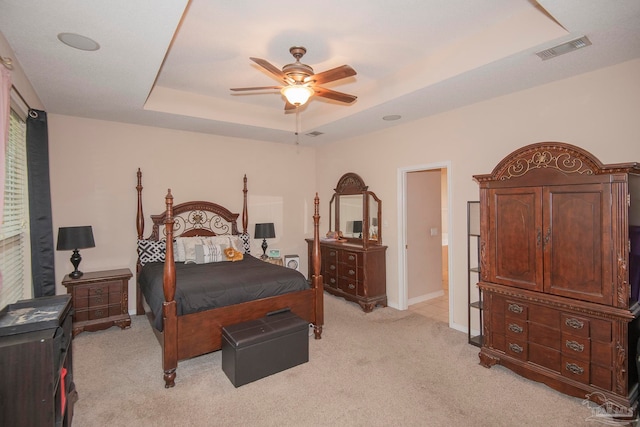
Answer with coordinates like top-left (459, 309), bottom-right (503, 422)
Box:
top-left (474, 142), bottom-right (640, 411)
top-left (63, 268), bottom-right (132, 336)
top-left (307, 239), bottom-right (387, 312)
top-left (312, 172), bottom-right (387, 312)
top-left (0, 295), bottom-right (78, 426)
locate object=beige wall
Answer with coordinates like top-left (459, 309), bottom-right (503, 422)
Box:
top-left (315, 58), bottom-right (640, 332)
top-left (48, 116), bottom-right (317, 311)
top-left (6, 21), bottom-right (640, 335)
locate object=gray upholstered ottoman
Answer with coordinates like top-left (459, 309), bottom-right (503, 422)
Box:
top-left (221, 310), bottom-right (309, 387)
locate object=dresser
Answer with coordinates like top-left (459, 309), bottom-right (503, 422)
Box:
top-left (0, 295), bottom-right (78, 426)
top-left (474, 142), bottom-right (640, 411)
top-left (307, 239), bottom-right (387, 312)
top-left (63, 268), bottom-right (132, 336)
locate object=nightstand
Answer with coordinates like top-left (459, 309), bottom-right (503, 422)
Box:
top-left (263, 257), bottom-right (283, 266)
top-left (62, 268), bottom-right (132, 337)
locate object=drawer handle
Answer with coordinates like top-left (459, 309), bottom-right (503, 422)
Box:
top-left (348, 269), bottom-right (355, 275)
top-left (565, 362), bottom-right (584, 375)
top-left (508, 343), bottom-right (523, 353)
top-left (565, 340), bottom-right (585, 353)
top-left (330, 265), bottom-right (336, 270)
top-left (348, 283), bottom-right (355, 290)
top-left (508, 303), bottom-right (523, 314)
top-left (348, 255), bottom-right (355, 261)
top-left (95, 296), bottom-right (103, 304)
top-left (565, 318), bottom-right (584, 330)
top-left (95, 309), bottom-right (104, 317)
top-left (330, 278), bottom-right (336, 284)
top-left (508, 323), bottom-right (523, 334)
top-left (330, 251), bottom-right (336, 256)
top-left (94, 288), bottom-right (103, 295)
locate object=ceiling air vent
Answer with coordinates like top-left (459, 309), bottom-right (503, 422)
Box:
top-left (536, 36), bottom-right (592, 61)
top-left (305, 131), bottom-right (324, 137)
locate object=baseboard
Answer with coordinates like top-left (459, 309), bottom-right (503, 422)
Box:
top-left (408, 289), bottom-right (444, 306)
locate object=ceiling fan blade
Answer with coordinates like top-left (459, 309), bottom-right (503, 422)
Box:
top-left (305, 65), bottom-right (356, 85)
top-left (313, 87), bottom-right (357, 104)
top-left (230, 86), bottom-right (283, 91)
top-left (250, 57), bottom-right (293, 84)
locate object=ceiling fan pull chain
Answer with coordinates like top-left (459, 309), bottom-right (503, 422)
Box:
top-left (295, 108), bottom-right (301, 145)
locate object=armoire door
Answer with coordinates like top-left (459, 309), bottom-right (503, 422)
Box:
top-left (488, 187), bottom-right (544, 291)
top-left (543, 183), bottom-right (612, 305)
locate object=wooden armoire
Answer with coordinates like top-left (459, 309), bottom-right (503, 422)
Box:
top-left (473, 142), bottom-right (640, 411)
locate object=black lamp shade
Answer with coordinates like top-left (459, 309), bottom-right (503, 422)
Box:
top-left (57, 226), bottom-right (95, 279)
top-left (352, 221), bottom-right (363, 234)
top-left (254, 223), bottom-right (275, 239)
top-left (57, 226), bottom-right (95, 250)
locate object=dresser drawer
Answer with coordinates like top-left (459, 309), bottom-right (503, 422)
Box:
top-left (562, 333), bottom-right (590, 361)
top-left (339, 250), bottom-right (359, 266)
top-left (505, 319), bottom-right (527, 339)
top-left (561, 314), bottom-right (589, 337)
top-left (74, 304), bottom-right (122, 322)
top-left (505, 338), bottom-right (527, 361)
top-left (505, 300), bottom-right (528, 320)
top-left (561, 356), bottom-right (589, 384)
top-left (338, 263), bottom-right (361, 281)
top-left (339, 278), bottom-right (360, 296)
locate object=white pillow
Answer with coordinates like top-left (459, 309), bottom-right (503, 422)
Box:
top-left (175, 236), bottom-right (206, 263)
top-left (207, 235), bottom-right (244, 254)
top-left (194, 242), bottom-right (225, 264)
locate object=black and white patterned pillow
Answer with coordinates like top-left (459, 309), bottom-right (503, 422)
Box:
top-left (137, 240), bottom-right (166, 265)
top-left (239, 232), bottom-right (251, 254)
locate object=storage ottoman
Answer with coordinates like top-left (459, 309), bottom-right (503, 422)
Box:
top-left (221, 310), bottom-right (309, 387)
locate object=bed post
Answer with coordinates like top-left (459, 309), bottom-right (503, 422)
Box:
top-left (162, 189), bottom-right (178, 388)
top-left (136, 168), bottom-right (145, 315)
top-left (242, 174), bottom-right (248, 234)
top-left (312, 193), bottom-right (323, 339)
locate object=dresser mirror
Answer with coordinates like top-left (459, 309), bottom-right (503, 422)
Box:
top-left (329, 173), bottom-right (382, 247)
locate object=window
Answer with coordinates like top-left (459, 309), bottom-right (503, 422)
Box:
top-left (0, 108), bottom-right (29, 309)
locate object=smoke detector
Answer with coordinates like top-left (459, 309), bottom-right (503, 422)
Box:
top-left (536, 36), bottom-right (592, 60)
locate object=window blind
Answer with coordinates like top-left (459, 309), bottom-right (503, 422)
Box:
top-left (0, 109), bottom-right (28, 309)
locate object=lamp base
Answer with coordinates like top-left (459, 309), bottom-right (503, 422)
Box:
top-left (261, 238), bottom-right (268, 260)
top-left (69, 249), bottom-right (84, 279)
top-left (69, 270), bottom-right (84, 279)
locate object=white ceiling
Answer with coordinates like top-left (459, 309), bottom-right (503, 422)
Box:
top-left (1, 0), bottom-right (639, 145)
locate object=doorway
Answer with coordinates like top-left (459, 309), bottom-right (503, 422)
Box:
top-left (398, 163), bottom-right (452, 325)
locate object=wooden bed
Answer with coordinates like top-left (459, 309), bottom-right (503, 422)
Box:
top-left (135, 169), bottom-right (323, 388)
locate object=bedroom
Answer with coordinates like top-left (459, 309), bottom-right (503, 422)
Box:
top-left (0, 0), bottom-right (639, 424)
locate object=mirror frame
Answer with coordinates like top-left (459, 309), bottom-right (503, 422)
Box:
top-left (329, 173), bottom-right (382, 248)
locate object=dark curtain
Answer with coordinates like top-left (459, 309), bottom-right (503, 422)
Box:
top-left (26, 109), bottom-right (55, 297)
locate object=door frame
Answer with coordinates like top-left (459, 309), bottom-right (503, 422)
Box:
top-left (397, 162), bottom-right (453, 325)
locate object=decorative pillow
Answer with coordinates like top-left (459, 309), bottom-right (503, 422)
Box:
top-left (181, 237), bottom-right (209, 263)
top-left (194, 242), bottom-right (224, 264)
top-left (239, 232), bottom-right (251, 254)
top-left (207, 235), bottom-right (245, 254)
top-left (137, 240), bottom-right (165, 266)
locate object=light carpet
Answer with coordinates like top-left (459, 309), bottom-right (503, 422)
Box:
top-left (72, 293), bottom-right (602, 426)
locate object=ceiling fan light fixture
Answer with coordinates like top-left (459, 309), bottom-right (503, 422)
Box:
top-left (281, 85), bottom-right (314, 106)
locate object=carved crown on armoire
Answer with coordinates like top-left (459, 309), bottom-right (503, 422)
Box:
top-left (473, 141), bottom-right (640, 412)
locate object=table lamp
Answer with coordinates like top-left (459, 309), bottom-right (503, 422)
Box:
top-left (57, 226), bottom-right (95, 279)
top-left (254, 223), bottom-right (275, 260)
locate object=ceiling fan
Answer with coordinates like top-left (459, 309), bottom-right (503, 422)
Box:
top-left (230, 46), bottom-right (357, 111)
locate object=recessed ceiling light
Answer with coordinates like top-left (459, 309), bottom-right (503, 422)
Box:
top-left (57, 33), bottom-right (100, 51)
top-left (383, 115), bottom-right (401, 121)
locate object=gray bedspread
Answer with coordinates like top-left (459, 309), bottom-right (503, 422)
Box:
top-left (138, 255), bottom-right (309, 331)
